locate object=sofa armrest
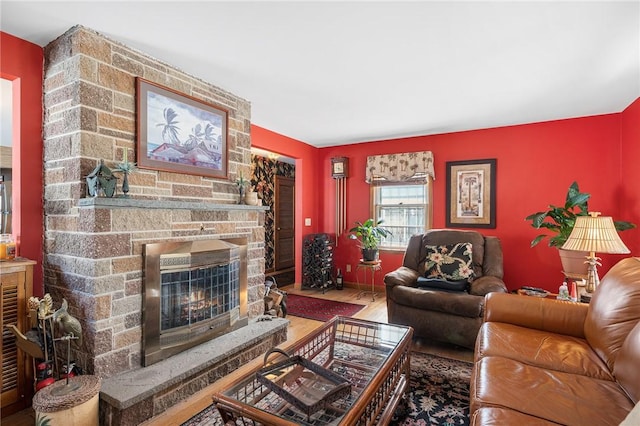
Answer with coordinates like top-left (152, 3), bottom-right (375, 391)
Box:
top-left (484, 292), bottom-right (589, 339)
top-left (469, 275), bottom-right (508, 296)
top-left (384, 266), bottom-right (420, 289)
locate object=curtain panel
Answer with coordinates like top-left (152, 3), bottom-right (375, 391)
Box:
top-left (365, 151), bottom-right (435, 185)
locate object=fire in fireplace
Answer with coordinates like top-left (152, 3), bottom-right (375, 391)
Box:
top-left (142, 238), bottom-right (248, 366)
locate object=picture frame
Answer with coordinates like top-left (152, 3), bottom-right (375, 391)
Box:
top-left (446, 159), bottom-right (496, 228)
top-left (136, 78), bottom-right (229, 179)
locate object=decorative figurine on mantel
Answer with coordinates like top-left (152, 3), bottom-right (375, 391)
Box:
top-left (113, 148), bottom-right (137, 198)
top-left (236, 172), bottom-right (249, 204)
top-left (85, 160), bottom-right (118, 198)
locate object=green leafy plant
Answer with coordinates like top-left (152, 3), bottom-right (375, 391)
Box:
top-left (113, 161), bottom-right (136, 173)
top-left (348, 218), bottom-right (392, 250)
top-left (114, 149), bottom-right (136, 173)
top-left (525, 181), bottom-right (635, 248)
top-left (236, 172), bottom-right (249, 188)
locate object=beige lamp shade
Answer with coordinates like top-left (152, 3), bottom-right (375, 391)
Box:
top-left (562, 213), bottom-right (630, 254)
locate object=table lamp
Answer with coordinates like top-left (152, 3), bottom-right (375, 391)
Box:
top-left (561, 212), bottom-right (630, 293)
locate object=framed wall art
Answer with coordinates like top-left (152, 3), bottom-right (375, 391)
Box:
top-left (446, 159), bottom-right (496, 228)
top-left (136, 78), bottom-right (229, 179)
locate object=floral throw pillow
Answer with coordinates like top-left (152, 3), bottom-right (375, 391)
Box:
top-left (423, 243), bottom-right (475, 281)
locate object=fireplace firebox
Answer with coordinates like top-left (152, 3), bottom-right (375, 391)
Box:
top-left (143, 238), bottom-right (248, 366)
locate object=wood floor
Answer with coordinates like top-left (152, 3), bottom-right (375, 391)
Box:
top-left (3, 285), bottom-right (472, 426)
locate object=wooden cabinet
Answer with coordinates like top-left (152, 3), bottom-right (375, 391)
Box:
top-left (1, 259), bottom-right (35, 418)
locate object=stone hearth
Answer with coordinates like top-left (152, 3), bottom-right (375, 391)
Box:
top-left (100, 318), bottom-right (287, 425)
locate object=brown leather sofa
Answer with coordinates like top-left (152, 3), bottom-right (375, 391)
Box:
top-left (384, 230), bottom-right (508, 349)
top-left (470, 257), bottom-right (640, 425)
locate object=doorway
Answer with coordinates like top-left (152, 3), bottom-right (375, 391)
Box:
top-left (274, 175), bottom-right (295, 271)
top-left (250, 150), bottom-right (296, 285)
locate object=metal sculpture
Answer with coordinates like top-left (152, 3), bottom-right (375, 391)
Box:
top-left (86, 159), bottom-right (118, 197)
top-left (53, 299), bottom-right (82, 347)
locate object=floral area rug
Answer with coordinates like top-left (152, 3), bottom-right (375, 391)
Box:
top-left (182, 352), bottom-right (471, 426)
top-left (390, 352), bottom-right (471, 426)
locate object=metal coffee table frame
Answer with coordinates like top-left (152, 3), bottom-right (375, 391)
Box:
top-left (212, 316), bottom-right (413, 426)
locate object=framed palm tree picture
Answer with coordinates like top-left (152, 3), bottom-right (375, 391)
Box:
top-left (446, 158), bottom-right (496, 228)
top-left (136, 78), bottom-right (229, 179)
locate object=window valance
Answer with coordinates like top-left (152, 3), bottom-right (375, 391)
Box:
top-left (365, 151), bottom-right (435, 185)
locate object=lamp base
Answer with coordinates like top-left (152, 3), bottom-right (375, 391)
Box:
top-left (584, 252), bottom-right (601, 294)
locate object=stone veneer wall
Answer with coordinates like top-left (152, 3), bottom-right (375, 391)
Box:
top-left (42, 25), bottom-right (266, 378)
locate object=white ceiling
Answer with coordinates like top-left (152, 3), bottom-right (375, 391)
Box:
top-left (2, 1), bottom-right (639, 147)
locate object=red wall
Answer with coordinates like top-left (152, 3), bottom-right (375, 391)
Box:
top-left (621, 97), bottom-right (640, 256)
top-left (319, 112), bottom-right (639, 292)
top-left (1, 32), bottom-right (44, 295)
top-left (7, 30), bottom-right (638, 295)
top-left (250, 125), bottom-right (322, 284)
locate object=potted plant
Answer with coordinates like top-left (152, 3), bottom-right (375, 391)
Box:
top-left (525, 181), bottom-right (635, 275)
top-left (236, 172), bottom-right (249, 204)
top-left (113, 150), bottom-right (136, 198)
top-left (348, 218), bottom-right (392, 262)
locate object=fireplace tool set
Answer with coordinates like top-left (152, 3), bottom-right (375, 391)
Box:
top-left (8, 294), bottom-right (83, 394)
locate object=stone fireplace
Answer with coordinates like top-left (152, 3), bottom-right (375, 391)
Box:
top-left (42, 24), bottom-right (260, 375)
top-left (41, 25), bottom-right (289, 424)
top-left (142, 238), bottom-right (248, 366)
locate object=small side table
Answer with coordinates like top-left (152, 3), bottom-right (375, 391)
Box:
top-left (517, 288), bottom-right (558, 299)
top-left (516, 288), bottom-right (590, 303)
top-left (356, 260), bottom-right (382, 302)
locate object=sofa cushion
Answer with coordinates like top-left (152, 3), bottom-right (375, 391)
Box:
top-left (471, 356), bottom-right (634, 425)
top-left (423, 242), bottom-right (475, 281)
top-left (416, 277), bottom-right (468, 292)
top-left (476, 322), bottom-right (614, 381)
top-left (484, 292), bottom-right (588, 338)
top-left (471, 407), bottom-right (560, 426)
top-left (390, 285), bottom-right (483, 318)
top-left (386, 300), bottom-right (482, 349)
top-left (584, 257), bottom-right (640, 371)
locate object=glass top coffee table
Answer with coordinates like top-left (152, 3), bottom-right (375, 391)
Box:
top-left (212, 316), bottom-right (413, 425)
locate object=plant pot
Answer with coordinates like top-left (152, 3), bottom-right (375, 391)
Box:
top-left (558, 248), bottom-right (589, 279)
top-left (361, 248), bottom-right (378, 262)
top-left (244, 191), bottom-right (260, 206)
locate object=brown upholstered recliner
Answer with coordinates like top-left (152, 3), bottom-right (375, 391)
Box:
top-left (384, 229), bottom-right (508, 349)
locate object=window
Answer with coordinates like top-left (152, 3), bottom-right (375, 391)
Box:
top-left (373, 182), bottom-right (431, 249)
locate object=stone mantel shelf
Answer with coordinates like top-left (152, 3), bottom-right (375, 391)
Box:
top-left (78, 197), bottom-right (270, 211)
